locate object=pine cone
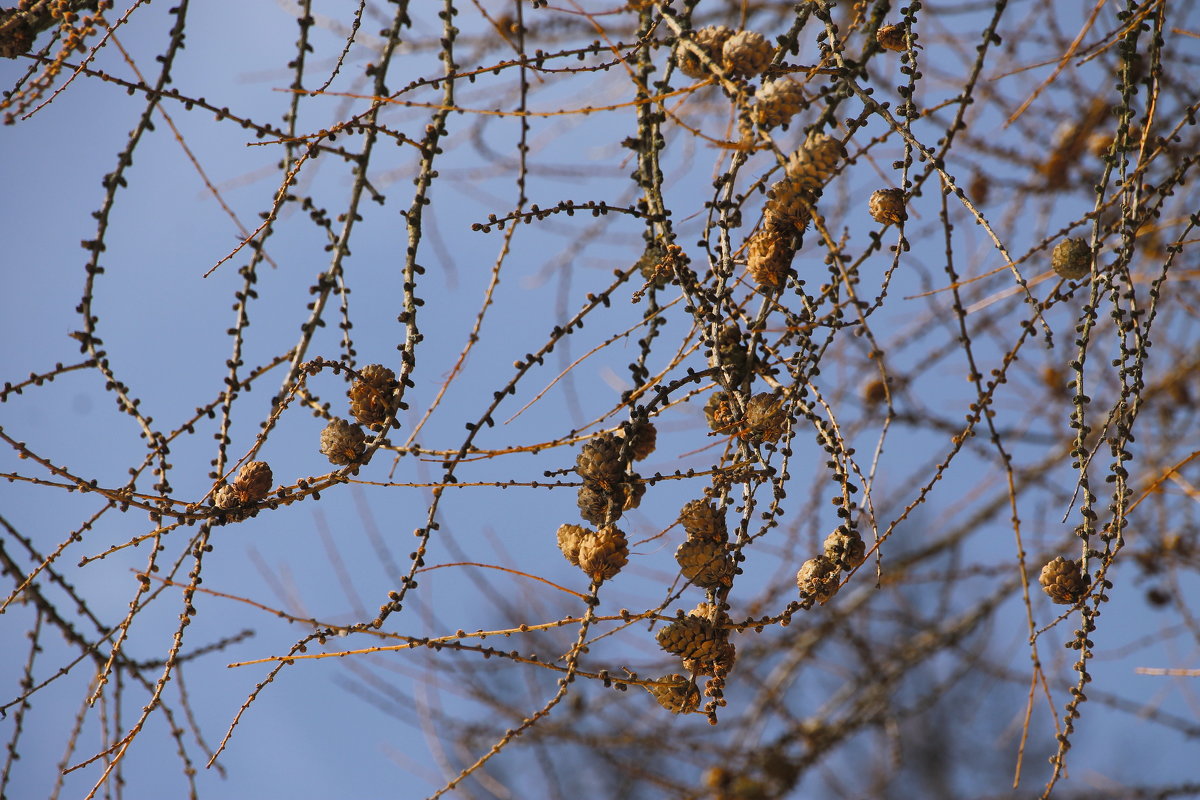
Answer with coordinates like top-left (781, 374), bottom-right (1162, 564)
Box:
top-left (1039, 556), bottom-right (1087, 604)
top-left (213, 483), bottom-right (239, 510)
top-left (721, 29), bottom-right (772, 79)
top-left (656, 614), bottom-right (722, 661)
top-left (785, 134), bottom-right (844, 193)
top-left (764, 177), bottom-right (815, 236)
top-left (753, 78), bottom-right (804, 128)
top-left (739, 392), bottom-right (787, 444)
top-left (676, 539), bottom-right (734, 588)
top-left (704, 391), bottom-right (738, 434)
top-left (577, 483), bottom-right (619, 526)
top-left (320, 417), bottom-right (367, 465)
top-left (577, 478), bottom-right (642, 526)
top-left (676, 25), bottom-right (732, 79)
top-left (557, 523), bottom-right (589, 566)
top-left (1051, 238), bottom-right (1091, 280)
top-left (576, 434), bottom-right (625, 492)
top-left (577, 524), bottom-right (628, 582)
top-left (618, 420), bottom-right (657, 461)
top-left (796, 555), bottom-right (839, 603)
top-left (679, 499), bottom-right (728, 544)
top-left (746, 226), bottom-right (794, 289)
top-left (230, 461), bottom-right (273, 504)
top-left (349, 364), bottom-right (399, 430)
top-left (683, 638), bottom-right (736, 677)
top-left (646, 674), bottom-right (700, 714)
top-left (868, 188), bottom-right (906, 225)
top-left (876, 23), bottom-right (911, 52)
top-left (823, 529), bottom-right (866, 571)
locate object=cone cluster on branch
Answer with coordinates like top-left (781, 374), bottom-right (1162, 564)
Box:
top-left (575, 428), bottom-right (652, 525)
top-left (213, 460), bottom-right (274, 517)
top-left (313, 362), bottom-right (403, 467)
top-left (557, 523), bottom-right (629, 583)
top-left (676, 25), bottom-right (773, 81)
top-left (747, 134), bottom-right (844, 290)
top-left (704, 391), bottom-right (789, 445)
top-left (675, 25), bottom-right (732, 79)
top-left (796, 528), bottom-right (868, 604)
top-left (675, 499), bottom-right (734, 589)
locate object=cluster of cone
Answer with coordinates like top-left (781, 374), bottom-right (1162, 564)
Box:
top-left (645, 501), bottom-right (739, 715)
top-left (212, 460), bottom-right (274, 520)
top-left (746, 134), bottom-right (845, 290)
top-left (319, 364), bottom-right (400, 466)
top-left (555, 421), bottom-right (656, 584)
top-left (795, 528), bottom-right (867, 604)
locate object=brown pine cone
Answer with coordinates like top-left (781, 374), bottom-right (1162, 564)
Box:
top-left (676, 25), bottom-right (732, 79)
top-left (823, 529), bottom-right (867, 571)
top-left (764, 177), bottom-right (815, 236)
top-left (213, 484), bottom-right (239, 510)
top-left (576, 434), bottom-right (625, 492)
top-left (683, 638), bottom-right (736, 677)
top-left (873, 23), bottom-right (902, 51)
top-left (577, 524), bottom-right (629, 583)
top-left (557, 523), bottom-right (589, 566)
top-left (646, 674), bottom-right (700, 714)
top-left (753, 78), bottom-right (804, 129)
top-left (1051, 238), bottom-right (1091, 280)
top-left (785, 134), bottom-right (844, 192)
top-left (656, 614), bottom-right (722, 661)
top-left (320, 418), bottom-right (367, 465)
top-left (676, 539), bottom-right (734, 589)
top-left (1039, 556), bottom-right (1088, 604)
top-left (796, 555), bottom-right (839, 603)
top-left (349, 364), bottom-right (400, 430)
top-left (746, 226), bottom-right (794, 289)
top-left (876, 23), bottom-right (912, 52)
top-left (679, 499), bottom-right (728, 544)
top-left (868, 188), bottom-right (906, 225)
top-left (577, 483), bottom-right (620, 526)
top-left (232, 461), bottom-right (273, 504)
top-left (618, 420), bottom-right (657, 461)
top-left (577, 478), bottom-right (642, 526)
top-left (739, 392), bottom-right (787, 444)
top-left (721, 29), bottom-right (772, 78)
